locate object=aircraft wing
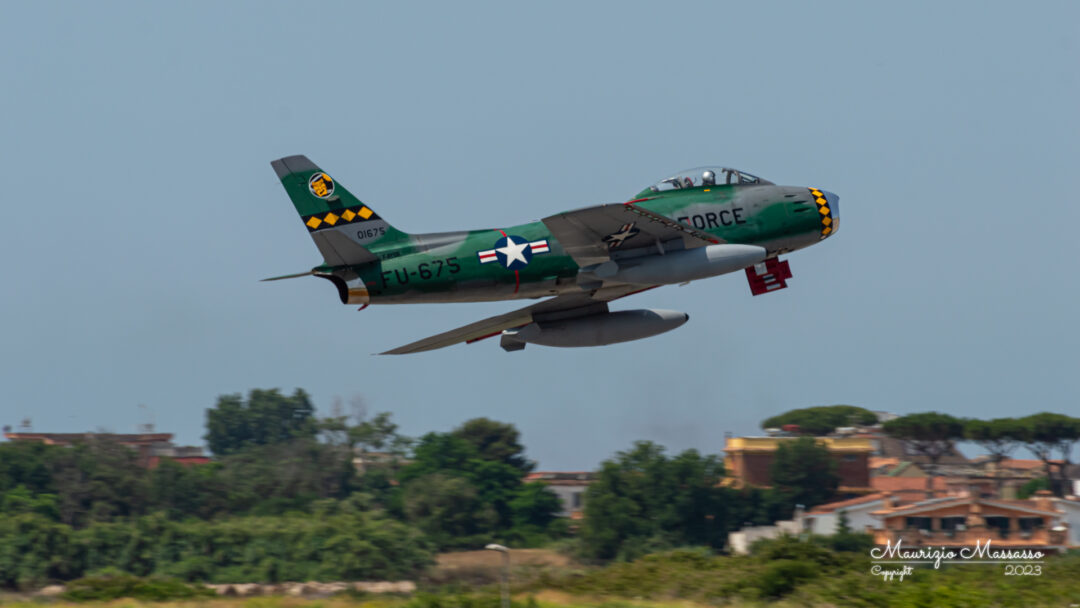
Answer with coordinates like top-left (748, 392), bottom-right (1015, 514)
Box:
top-left (542, 200), bottom-right (720, 266)
top-left (379, 284), bottom-right (650, 355)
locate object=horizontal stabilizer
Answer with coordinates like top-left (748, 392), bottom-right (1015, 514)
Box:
top-left (312, 230), bottom-right (379, 267)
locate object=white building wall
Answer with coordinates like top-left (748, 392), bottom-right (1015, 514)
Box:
top-left (546, 484), bottom-right (586, 517)
top-left (728, 520), bottom-right (801, 555)
top-left (801, 501), bottom-right (884, 536)
top-left (1055, 499), bottom-right (1080, 547)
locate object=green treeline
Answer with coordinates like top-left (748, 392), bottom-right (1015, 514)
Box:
top-left (0, 389), bottom-right (570, 589)
top-left (764, 406), bottom-right (1080, 496)
top-left (0, 389), bottom-right (836, 589)
top-left (578, 438), bottom-right (849, 562)
top-left (21, 393), bottom-right (1071, 591)
top-left (0, 504), bottom-right (428, 588)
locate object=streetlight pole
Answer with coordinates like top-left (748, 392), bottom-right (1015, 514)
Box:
top-left (484, 543), bottom-right (510, 608)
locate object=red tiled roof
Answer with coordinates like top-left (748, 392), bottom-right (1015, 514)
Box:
top-left (524, 471), bottom-right (596, 485)
top-left (5, 432), bottom-right (173, 444)
top-left (871, 476), bottom-right (948, 492)
top-left (999, 459), bottom-right (1057, 470)
top-left (874, 496), bottom-right (1060, 518)
top-left (869, 457), bottom-right (900, 470)
top-left (807, 493), bottom-right (888, 514)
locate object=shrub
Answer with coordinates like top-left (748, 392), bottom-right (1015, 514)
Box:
top-left (755, 559), bottom-right (820, 598)
top-left (61, 574), bottom-right (214, 601)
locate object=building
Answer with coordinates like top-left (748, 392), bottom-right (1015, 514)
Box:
top-left (723, 436), bottom-right (873, 490)
top-left (870, 476), bottom-right (951, 503)
top-left (868, 457), bottom-right (1060, 500)
top-left (352, 450), bottom-right (411, 474)
top-left (524, 471), bottom-right (595, 518)
top-left (869, 491), bottom-right (1071, 552)
top-left (728, 515), bottom-right (802, 555)
top-left (146, 445), bottom-right (210, 468)
top-left (1054, 497), bottom-right (1080, 547)
top-left (859, 434), bottom-right (969, 465)
top-left (800, 493), bottom-right (889, 535)
top-left (868, 456), bottom-right (902, 475)
top-left (4, 431), bottom-right (207, 468)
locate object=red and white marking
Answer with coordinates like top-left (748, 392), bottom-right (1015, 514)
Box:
top-left (745, 258), bottom-right (792, 296)
top-left (529, 240), bottom-right (549, 254)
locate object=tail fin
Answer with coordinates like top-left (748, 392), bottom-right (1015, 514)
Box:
top-left (271, 155), bottom-right (409, 266)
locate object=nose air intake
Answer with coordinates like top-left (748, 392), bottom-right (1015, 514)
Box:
top-left (810, 188), bottom-right (839, 238)
top-left (823, 191), bottom-right (839, 234)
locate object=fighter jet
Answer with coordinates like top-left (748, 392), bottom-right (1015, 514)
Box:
top-left (267, 155), bottom-right (839, 353)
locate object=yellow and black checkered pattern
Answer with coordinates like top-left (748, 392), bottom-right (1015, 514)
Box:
top-left (808, 188), bottom-right (833, 239)
top-left (302, 206), bottom-right (378, 232)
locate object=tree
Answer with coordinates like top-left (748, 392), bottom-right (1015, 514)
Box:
top-left (398, 432), bottom-right (479, 483)
top-left (215, 439), bottom-right (356, 515)
top-left (319, 409), bottom-right (411, 457)
top-left (0, 486), bottom-right (59, 519)
top-left (769, 437), bottom-right (839, 509)
top-left (761, 406), bottom-right (879, 436)
top-left (580, 441), bottom-right (731, 560)
top-left (148, 459), bottom-right (209, 519)
top-left (204, 388), bottom-right (316, 456)
top-left (352, 412), bottom-right (412, 456)
top-left (400, 419), bottom-right (546, 536)
top-left (1017, 477), bottom-right (1051, 500)
top-left (0, 441), bottom-right (56, 497)
top-left (964, 418), bottom-right (1025, 496)
top-left (47, 437), bottom-right (150, 527)
top-left (1019, 413), bottom-right (1080, 497)
top-left (509, 482), bottom-right (562, 531)
top-left (451, 418), bottom-right (534, 474)
top-left (402, 473), bottom-right (497, 550)
top-left (882, 412), bottom-right (965, 498)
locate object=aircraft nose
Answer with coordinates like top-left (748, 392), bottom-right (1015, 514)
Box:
top-left (822, 190), bottom-right (839, 235)
top-left (811, 188), bottom-right (839, 238)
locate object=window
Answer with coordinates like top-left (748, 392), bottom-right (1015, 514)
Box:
top-left (940, 516), bottom-right (966, 537)
top-left (986, 516), bottom-right (1011, 538)
top-left (906, 517), bottom-right (932, 531)
top-left (1018, 517), bottom-right (1043, 530)
top-left (572, 492), bottom-right (583, 509)
top-left (940, 516), bottom-right (966, 530)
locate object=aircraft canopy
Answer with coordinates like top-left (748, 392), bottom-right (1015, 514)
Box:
top-left (642, 167), bottom-right (773, 195)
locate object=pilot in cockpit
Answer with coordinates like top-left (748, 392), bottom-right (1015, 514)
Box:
top-left (701, 170), bottom-right (716, 186)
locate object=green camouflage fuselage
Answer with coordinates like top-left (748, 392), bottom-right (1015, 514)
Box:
top-left (322, 183), bottom-right (832, 305)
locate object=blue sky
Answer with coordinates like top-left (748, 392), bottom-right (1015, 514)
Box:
top-left (1, 2), bottom-right (1077, 469)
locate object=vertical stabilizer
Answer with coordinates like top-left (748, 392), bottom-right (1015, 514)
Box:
top-left (271, 155), bottom-right (408, 265)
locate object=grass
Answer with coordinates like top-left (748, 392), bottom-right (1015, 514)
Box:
top-left (6, 543), bottom-right (1080, 607)
top-left (0, 598), bottom-right (729, 608)
top-left (424, 549), bottom-right (578, 588)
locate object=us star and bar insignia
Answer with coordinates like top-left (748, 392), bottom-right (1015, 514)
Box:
top-left (477, 235), bottom-right (550, 270)
top-left (602, 222), bottom-right (641, 249)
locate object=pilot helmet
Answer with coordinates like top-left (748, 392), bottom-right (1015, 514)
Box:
top-left (702, 170), bottom-right (716, 185)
